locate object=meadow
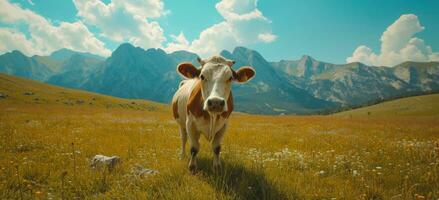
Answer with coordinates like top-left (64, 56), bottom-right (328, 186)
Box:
top-left (1, 74), bottom-right (439, 199)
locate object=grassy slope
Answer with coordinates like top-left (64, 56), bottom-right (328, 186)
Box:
top-left (334, 93), bottom-right (439, 117)
top-left (0, 73), bottom-right (167, 111)
top-left (1, 73), bottom-right (439, 199)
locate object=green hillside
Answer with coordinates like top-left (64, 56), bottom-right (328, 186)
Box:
top-left (334, 93), bottom-right (439, 117)
top-left (0, 73), bottom-right (166, 111)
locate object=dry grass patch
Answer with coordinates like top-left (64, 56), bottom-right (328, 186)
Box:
top-left (1, 104), bottom-right (438, 199)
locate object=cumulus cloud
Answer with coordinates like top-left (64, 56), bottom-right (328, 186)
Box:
top-left (164, 32), bottom-right (190, 52)
top-left (73, 0), bottom-right (167, 49)
top-left (165, 0), bottom-right (277, 57)
top-left (182, 22), bottom-right (238, 57)
top-left (347, 14), bottom-right (439, 66)
top-left (0, 29), bottom-right (39, 55)
top-left (1, 0), bottom-right (275, 58)
top-left (0, 0), bottom-right (110, 56)
top-left (258, 33), bottom-right (277, 43)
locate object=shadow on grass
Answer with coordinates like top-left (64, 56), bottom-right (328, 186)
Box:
top-left (197, 157), bottom-right (290, 200)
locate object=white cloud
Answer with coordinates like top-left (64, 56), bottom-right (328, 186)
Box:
top-left (165, 0), bottom-right (277, 57)
top-left (1, 0), bottom-right (275, 58)
top-left (346, 45), bottom-right (379, 65)
top-left (0, 0), bottom-right (44, 24)
top-left (380, 14), bottom-right (424, 54)
top-left (347, 14), bottom-right (439, 66)
top-left (73, 0), bottom-right (167, 49)
top-left (0, 28), bottom-right (40, 55)
top-left (186, 22), bottom-right (238, 57)
top-left (0, 0), bottom-right (110, 56)
top-left (120, 0), bottom-right (167, 19)
top-left (258, 33), bottom-right (277, 43)
top-left (216, 0), bottom-right (257, 17)
top-left (164, 32), bottom-right (190, 52)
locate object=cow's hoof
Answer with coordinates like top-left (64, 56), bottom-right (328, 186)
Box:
top-left (189, 164), bottom-right (197, 174)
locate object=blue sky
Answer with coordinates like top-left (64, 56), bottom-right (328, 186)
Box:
top-left (0, 0), bottom-right (438, 66)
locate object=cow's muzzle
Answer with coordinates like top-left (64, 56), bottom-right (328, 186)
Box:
top-left (206, 97), bottom-right (225, 113)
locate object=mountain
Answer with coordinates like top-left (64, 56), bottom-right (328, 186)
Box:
top-left (47, 54), bottom-right (103, 88)
top-left (82, 43), bottom-right (198, 102)
top-left (272, 56), bottom-right (439, 106)
top-left (272, 55), bottom-right (335, 78)
top-left (393, 61), bottom-right (439, 90)
top-left (79, 45), bottom-right (335, 114)
top-left (50, 48), bottom-right (105, 61)
top-left (0, 49), bottom-right (105, 82)
top-left (1, 44), bottom-right (438, 115)
top-left (221, 47), bottom-right (337, 114)
top-left (0, 50), bottom-right (54, 81)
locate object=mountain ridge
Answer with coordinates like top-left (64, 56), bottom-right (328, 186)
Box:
top-left (1, 44), bottom-right (438, 115)
top-left (50, 48), bottom-right (105, 61)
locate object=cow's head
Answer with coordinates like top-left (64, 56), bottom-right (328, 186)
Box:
top-left (178, 56), bottom-right (255, 114)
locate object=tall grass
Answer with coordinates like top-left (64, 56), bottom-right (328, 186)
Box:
top-left (1, 103), bottom-right (438, 199)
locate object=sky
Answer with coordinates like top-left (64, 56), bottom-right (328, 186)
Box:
top-left (0, 0), bottom-right (438, 66)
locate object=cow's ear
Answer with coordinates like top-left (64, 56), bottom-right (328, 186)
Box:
top-left (177, 62), bottom-right (200, 79)
top-left (234, 66), bottom-right (255, 83)
top-left (225, 59), bottom-right (235, 67)
top-left (197, 57), bottom-right (206, 66)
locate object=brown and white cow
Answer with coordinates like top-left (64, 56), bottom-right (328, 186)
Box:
top-left (172, 55), bottom-right (255, 173)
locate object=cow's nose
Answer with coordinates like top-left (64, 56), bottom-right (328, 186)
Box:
top-left (206, 98), bottom-right (225, 112)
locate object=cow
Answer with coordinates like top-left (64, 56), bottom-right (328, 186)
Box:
top-left (172, 55), bottom-right (255, 173)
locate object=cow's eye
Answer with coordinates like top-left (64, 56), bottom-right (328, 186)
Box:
top-left (200, 75), bottom-right (205, 80)
top-left (228, 77), bottom-right (233, 82)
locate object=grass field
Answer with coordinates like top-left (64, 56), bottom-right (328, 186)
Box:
top-left (1, 73), bottom-right (439, 199)
top-left (334, 93), bottom-right (439, 117)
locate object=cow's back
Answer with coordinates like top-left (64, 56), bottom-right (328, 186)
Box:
top-left (172, 79), bottom-right (197, 127)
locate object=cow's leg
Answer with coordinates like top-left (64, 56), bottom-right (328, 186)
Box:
top-left (179, 126), bottom-right (187, 160)
top-left (186, 120), bottom-right (200, 174)
top-left (212, 124), bottom-right (226, 172)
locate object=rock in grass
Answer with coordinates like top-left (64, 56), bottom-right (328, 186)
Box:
top-left (0, 93), bottom-right (7, 99)
top-left (132, 164), bottom-right (159, 177)
top-left (90, 155), bottom-right (121, 171)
